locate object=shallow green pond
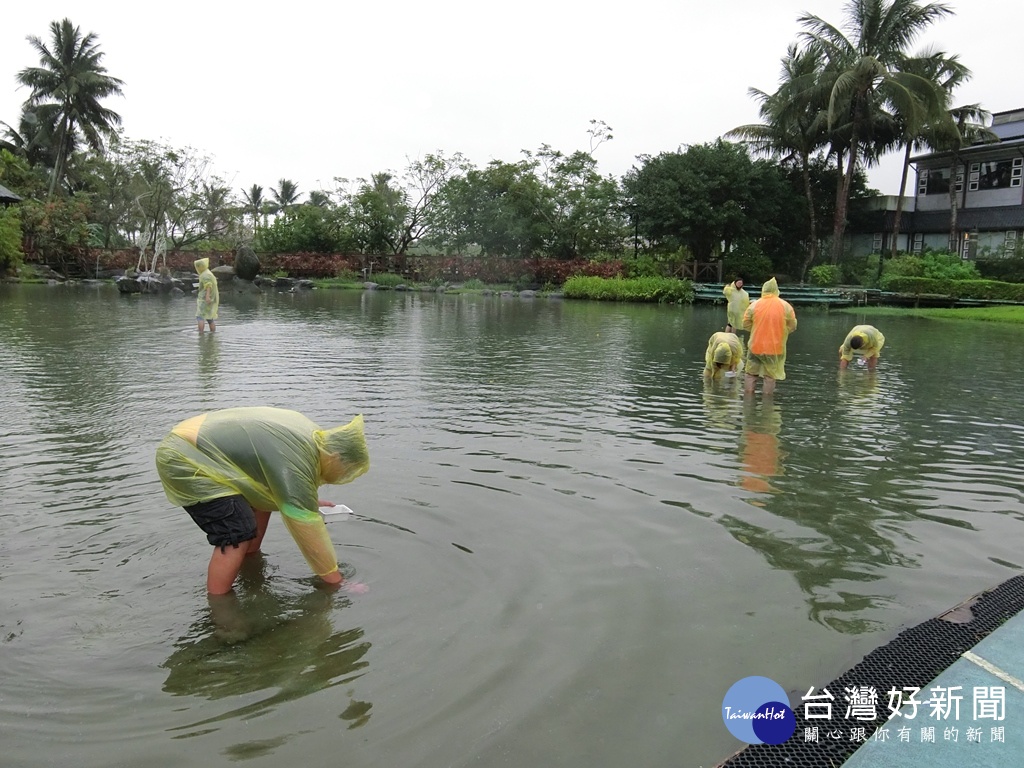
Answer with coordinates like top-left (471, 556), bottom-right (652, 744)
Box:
top-left (1, 283), bottom-right (1021, 767)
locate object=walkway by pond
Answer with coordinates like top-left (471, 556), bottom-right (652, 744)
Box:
top-left (1, 284), bottom-right (1022, 768)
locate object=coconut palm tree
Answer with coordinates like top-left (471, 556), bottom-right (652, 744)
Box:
top-left (0, 105), bottom-right (60, 170)
top-left (270, 178), bottom-right (301, 214)
top-left (17, 18), bottom-right (125, 198)
top-left (241, 184), bottom-right (265, 233)
top-left (729, 44), bottom-right (831, 278)
top-left (887, 50), bottom-right (972, 258)
top-left (921, 105), bottom-right (997, 249)
top-left (799, 0), bottom-right (953, 264)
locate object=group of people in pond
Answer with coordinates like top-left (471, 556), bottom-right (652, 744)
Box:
top-left (703, 276), bottom-right (885, 395)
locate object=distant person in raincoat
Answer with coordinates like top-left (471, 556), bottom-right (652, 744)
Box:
top-left (703, 331), bottom-right (744, 380)
top-left (156, 407), bottom-right (369, 594)
top-left (195, 257), bottom-right (219, 333)
top-left (839, 325), bottom-right (885, 370)
top-left (742, 277), bottom-right (797, 396)
top-left (723, 277), bottom-right (749, 335)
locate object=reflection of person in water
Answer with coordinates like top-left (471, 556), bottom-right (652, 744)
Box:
top-left (162, 582), bottom-right (373, 732)
top-left (198, 333), bottom-right (219, 383)
top-left (738, 401), bottom-right (783, 495)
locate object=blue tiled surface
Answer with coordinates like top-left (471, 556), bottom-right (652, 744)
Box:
top-left (843, 612), bottom-right (1024, 767)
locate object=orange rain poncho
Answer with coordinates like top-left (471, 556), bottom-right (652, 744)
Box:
top-left (742, 278), bottom-right (797, 380)
top-left (703, 331), bottom-right (744, 379)
top-left (839, 325), bottom-right (885, 362)
top-left (723, 282), bottom-right (750, 330)
top-left (156, 407), bottom-right (369, 577)
top-left (195, 258), bottom-right (219, 321)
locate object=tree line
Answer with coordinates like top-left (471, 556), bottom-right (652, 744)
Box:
top-left (0, 2), bottom-right (991, 281)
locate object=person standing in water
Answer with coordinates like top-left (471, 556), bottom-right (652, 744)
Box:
top-left (742, 277), bottom-right (797, 396)
top-left (195, 257), bottom-right (219, 333)
top-left (723, 276), bottom-right (749, 336)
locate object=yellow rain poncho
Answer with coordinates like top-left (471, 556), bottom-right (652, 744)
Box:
top-left (703, 331), bottom-right (744, 379)
top-left (839, 325), bottom-right (885, 362)
top-left (195, 258), bottom-right (219, 321)
top-left (156, 407), bottom-right (369, 577)
top-left (742, 278), bottom-right (797, 380)
top-left (723, 281), bottom-right (750, 330)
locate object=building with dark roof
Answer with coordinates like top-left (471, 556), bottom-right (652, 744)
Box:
top-left (0, 183), bottom-right (23, 207)
top-left (848, 107), bottom-right (1024, 259)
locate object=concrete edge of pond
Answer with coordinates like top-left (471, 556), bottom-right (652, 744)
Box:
top-left (715, 573), bottom-right (1024, 767)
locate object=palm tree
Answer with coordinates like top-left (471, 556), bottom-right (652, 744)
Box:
top-left (729, 44), bottom-right (831, 279)
top-left (307, 190), bottom-right (333, 208)
top-left (887, 51), bottom-right (972, 258)
top-left (799, 0), bottom-right (953, 263)
top-left (0, 105), bottom-right (59, 170)
top-left (17, 18), bottom-right (125, 198)
top-left (270, 178), bottom-right (301, 214)
top-left (921, 105), bottom-right (997, 249)
top-left (241, 184), bottom-right (265, 233)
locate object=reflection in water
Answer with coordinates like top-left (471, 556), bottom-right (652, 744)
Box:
top-left (700, 379), bottom-right (743, 435)
top-left (197, 333), bottom-right (220, 384)
top-left (162, 561), bottom-right (372, 754)
top-left (721, 399), bottom-right (910, 633)
top-left (738, 400), bottom-right (783, 495)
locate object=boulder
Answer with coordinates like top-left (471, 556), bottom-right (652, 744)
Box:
top-left (235, 246), bottom-right (260, 281)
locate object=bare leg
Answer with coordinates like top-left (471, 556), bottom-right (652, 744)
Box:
top-left (208, 320), bottom-right (216, 333)
top-left (207, 540), bottom-right (254, 595)
top-left (744, 373), bottom-right (757, 395)
top-left (763, 376), bottom-right (777, 396)
top-left (248, 509), bottom-right (272, 555)
top-left (197, 319), bottom-right (205, 333)
top-left (867, 355), bottom-right (878, 370)
top-left (839, 358), bottom-right (849, 370)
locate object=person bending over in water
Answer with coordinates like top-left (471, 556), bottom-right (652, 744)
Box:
top-left (156, 407), bottom-right (369, 594)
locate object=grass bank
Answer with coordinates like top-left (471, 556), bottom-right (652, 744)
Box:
top-left (839, 305), bottom-right (1024, 325)
top-left (562, 275), bottom-right (694, 303)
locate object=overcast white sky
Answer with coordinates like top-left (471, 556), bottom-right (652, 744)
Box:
top-left (1, 0), bottom-right (1020, 200)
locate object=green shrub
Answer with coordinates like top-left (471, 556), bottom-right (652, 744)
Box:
top-left (562, 275), bottom-right (694, 303)
top-left (369, 271), bottom-right (405, 288)
top-left (879, 276), bottom-right (1024, 301)
top-left (0, 206), bottom-right (23, 275)
top-left (883, 251), bottom-right (980, 282)
top-left (461, 278), bottom-right (486, 289)
top-left (808, 264), bottom-right (839, 286)
top-left (335, 267), bottom-right (360, 282)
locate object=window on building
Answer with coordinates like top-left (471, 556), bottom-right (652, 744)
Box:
top-left (920, 167), bottom-right (950, 195)
top-left (872, 233), bottom-right (883, 252)
top-left (962, 232), bottom-right (978, 260)
top-left (1012, 158), bottom-right (1022, 188)
top-left (912, 233), bottom-right (924, 253)
top-left (969, 159), bottom-right (1015, 191)
top-left (1007, 230), bottom-right (1019, 255)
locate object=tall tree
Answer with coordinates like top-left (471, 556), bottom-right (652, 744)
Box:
top-left (888, 51), bottom-right (971, 258)
top-left (922, 105), bottom-right (997, 250)
top-left (270, 178), bottom-right (301, 213)
top-left (17, 18), bottom-right (125, 198)
top-left (242, 184), bottom-right (266, 233)
top-left (729, 44), bottom-right (831, 277)
top-left (799, 0), bottom-right (952, 263)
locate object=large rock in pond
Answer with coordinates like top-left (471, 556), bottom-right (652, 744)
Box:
top-left (235, 246), bottom-right (260, 281)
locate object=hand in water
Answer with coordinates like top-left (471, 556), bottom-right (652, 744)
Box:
top-left (342, 580), bottom-right (369, 595)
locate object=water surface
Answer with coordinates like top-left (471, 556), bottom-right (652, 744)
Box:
top-left (1, 283), bottom-right (1022, 767)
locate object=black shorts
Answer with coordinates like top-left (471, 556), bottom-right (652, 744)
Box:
top-left (183, 495), bottom-right (257, 552)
